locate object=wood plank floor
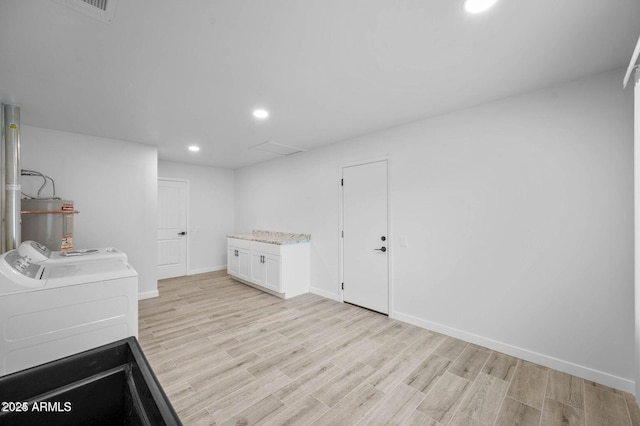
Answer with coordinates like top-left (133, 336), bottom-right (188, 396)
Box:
top-left (139, 271), bottom-right (640, 426)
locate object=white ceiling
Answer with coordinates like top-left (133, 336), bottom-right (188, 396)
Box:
top-left (1, 0), bottom-right (639, 169)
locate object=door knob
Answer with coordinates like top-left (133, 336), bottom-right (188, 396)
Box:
top-left (178, 231), bottom-right (186, 236)
top-left (374, 247), bottom-right (387, 252)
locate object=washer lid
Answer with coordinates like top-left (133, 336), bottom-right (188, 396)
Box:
top-left (42, 259), bottom-right (138, 288)
top-left (48, 247), bottom-right (127, 263)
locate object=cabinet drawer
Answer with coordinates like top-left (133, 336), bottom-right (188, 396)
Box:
top-left (228, 238), bottom-right (251, 250)
top-left (251, 241), bottom-right (281, 255)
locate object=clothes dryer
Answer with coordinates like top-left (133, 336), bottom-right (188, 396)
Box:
top-left (0, 247), bottom-right (138, 377)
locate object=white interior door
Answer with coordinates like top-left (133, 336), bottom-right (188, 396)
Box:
top-left (342, 160), bottom-right (389, 314)
top-left (157, 179), bottom-right (188, 279)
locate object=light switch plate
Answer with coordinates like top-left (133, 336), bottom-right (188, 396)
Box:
top-left (399, 235), bottom-right (408, 247)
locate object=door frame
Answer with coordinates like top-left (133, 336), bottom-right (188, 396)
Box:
top-left (157, 177), bottom-right (190, 277)
top-left (633, 66), bottom-right (640, 401)
top-left (339, 156), bottom-right (394, 318)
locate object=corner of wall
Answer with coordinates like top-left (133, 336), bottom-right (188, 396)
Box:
top-left (310, 286), bottom-right (341, 302)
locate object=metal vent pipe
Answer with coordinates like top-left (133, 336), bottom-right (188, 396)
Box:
top-left (1, 104), bottom-right (21, 253)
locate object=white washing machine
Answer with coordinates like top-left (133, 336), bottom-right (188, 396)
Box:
top-left (0, 246), bottom-right (138, 377)
top-left (18, 240), bottom-right (128, 265)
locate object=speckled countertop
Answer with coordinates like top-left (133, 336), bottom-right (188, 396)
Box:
top-left (227, 230), bottom-right (311, 245)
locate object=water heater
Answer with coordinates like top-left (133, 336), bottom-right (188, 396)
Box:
top-left (21, 199), bottom-right (76, 251)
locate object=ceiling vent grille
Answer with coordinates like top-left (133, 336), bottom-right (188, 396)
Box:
top-left (249, 141), bottom-right (306, 157)
top-left (82, 0), bottom-right (107, 11)
top-left (54, 0), bottom-right (118, 23)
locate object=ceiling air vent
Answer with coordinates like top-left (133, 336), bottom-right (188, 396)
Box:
top-left (249, 141), bottom-right (306, 156)
top-left (54, 0), bottom-right (119, 23)
top-left (82, 0), bottom-right (107, 11)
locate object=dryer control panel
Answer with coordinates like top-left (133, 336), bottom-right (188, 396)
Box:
top-left (18, 240), bottom-right (51, 263)
top-left (4, 251), bottom-right (44, 279)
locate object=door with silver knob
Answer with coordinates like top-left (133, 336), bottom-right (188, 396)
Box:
top-left (342, 160), bottom-right (389, 314)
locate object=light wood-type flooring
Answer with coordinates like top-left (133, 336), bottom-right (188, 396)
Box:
top-left (139, 271), bottom-right (640, 426)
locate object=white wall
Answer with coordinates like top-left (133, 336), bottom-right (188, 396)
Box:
top-left (20, 126), bottom-right (158, 298)
top-left (634, 67), bottom-right (640, 400)
top-left (235, 68), bottom-right (635, 391)
top-left (158, 161), bottom-right (235, 274)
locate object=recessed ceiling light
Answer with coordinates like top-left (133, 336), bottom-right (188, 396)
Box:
top-left (188, 145), bottom-right (200, 152)
top-left (464, 0), bottom-right (498, 14)
top-left (253, 109), bottom-right (269, 119)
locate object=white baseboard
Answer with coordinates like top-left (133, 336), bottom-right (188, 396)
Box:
top-left (138, 290), bottom-right (159, 300)
top-left (310, 286), bottom-right (341, 302)
top-left (392, 311), bottom-right (635, 394)
top-left (188, 265), bottom-right (226, 275)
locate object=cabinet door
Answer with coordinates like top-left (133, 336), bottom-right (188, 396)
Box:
top-left (250, 253), bottom-right (265, 285)
top-left (263, 255), bottom-right (281, 292)
top-left (237, 249), bottom-right (250, 280)
top-left (227, 247), bottom-right (239, 276)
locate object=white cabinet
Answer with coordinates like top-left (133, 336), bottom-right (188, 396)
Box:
top-left (227, 237), bottom-right (309, 299)
top-left (250, 252), bottom-right (281, 292)
top-left (227, 239), bottom-right (250, 281)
